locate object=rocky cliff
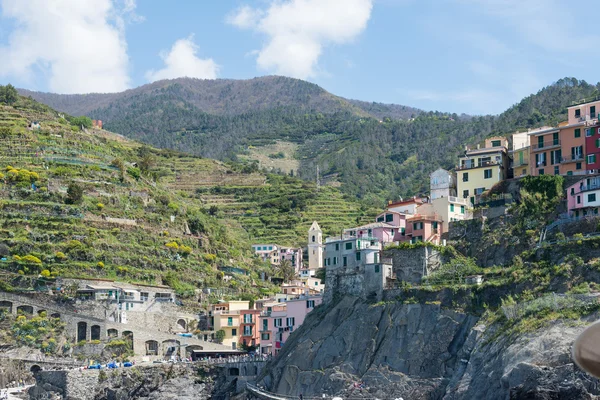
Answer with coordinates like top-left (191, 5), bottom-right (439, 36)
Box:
top-left (258, 296), bottom-right (600, 399)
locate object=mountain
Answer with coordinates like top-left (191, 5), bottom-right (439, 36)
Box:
top-left (0, 94), bottom-right (376, 298)
top-left (18, 77), bottom-right (600, 205)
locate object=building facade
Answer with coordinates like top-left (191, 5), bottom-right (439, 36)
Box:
top-left (307, 221), bottom-right (323, 271)
top-left (510, 130), bottom-right (533, 178)
top-left (456, 137), bottom-right (509, 204)
top-left (430, 168), bottom-right (456, 200)
top-left (567, 175), bottom-right (600, 217)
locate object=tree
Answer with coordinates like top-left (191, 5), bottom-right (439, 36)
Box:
top-left (0, 84), bottom-right (18, 105)
top-left (70, 116), bottom-right (93, 129)
top-left (276, 259), bottom-right (296, 283)
top-left (215, 329), bottom-right (226, 344)
top-left (66, 183), bottom-right (84, 204)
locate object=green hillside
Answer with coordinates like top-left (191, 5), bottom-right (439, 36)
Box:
top-left (0, 93), bottom-right (376, 297)
top-left (21, 77), bottom-right (600, 205)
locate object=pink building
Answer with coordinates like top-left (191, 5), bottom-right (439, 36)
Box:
top-left (567, 175), bottom-right (600, 217)
top-left (258, 296), bottom-right (322, 356)
top-left (398, 214), bottom-right (443, 244)
top-left (343, 222), bottom-right (397, 245)
top-left (239, 309), bottom-right (261, 349)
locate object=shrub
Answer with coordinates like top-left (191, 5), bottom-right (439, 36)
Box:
top-left (165, 241), bottom-right (179, 250)
top-left (55, 252), bottom-right (67, 260)
top-left (179, 245), bottom-right (192, 255)
top-left (96, 203), bottom-right (104, 210)
top-left (66, 183), bottom-right (84, 204)
top-left (97, 261), bottom-right (105, 268)
top-left (21, 255), bottom-right (42, 264)
top-left (40, 269), bottom-right (50, 278)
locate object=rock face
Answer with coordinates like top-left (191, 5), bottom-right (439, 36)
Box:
top-left (258, 296), bottom-right (600, 399)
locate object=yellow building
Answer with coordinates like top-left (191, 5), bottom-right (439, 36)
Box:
top-left (510, 131), bottom-right (530, 178)
top-left (210, 300), bottom-right (250, 349)
top-left (416, 196), bottom-right (472, 233)
top-left (456, 136), bottom-right (509, 205)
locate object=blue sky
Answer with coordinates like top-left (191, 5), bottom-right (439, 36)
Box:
top-left (0, 0), bottom-right (597, 115)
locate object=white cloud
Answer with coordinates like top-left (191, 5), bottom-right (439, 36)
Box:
top-left (0, 0), bottom-right (136, 93)
top-left (145, 36), bottom-right (219, 82)
top-left (227, 0), bottom-right (373, 79)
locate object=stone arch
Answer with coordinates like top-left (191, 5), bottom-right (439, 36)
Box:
top-left (37, 309), bottom-right (47, 317)
top-left (145, 340), bottom-right (159, 356)
top-left (0, 301), bottom-right (12, 314)
top-left (50, 313), bottom-right (60, 319)
top-left (107, 328), bottom-right (118, 338)
top-left (162, 339), bottom-right (180, 357)
top-left (177, 318), bottom-right (187, 330)
top-left (17, 305), bottom-right (33, 315)
top-left (122, 331), bottom-right (134, 351)
top-left (30, 365), bottom-right (42, 374)
top-left (77, 321), bottom-right (88, 342)
top-left (229, 367), bottom-right (239, 376)
top-left (90, 325), bottom-right (101, 341)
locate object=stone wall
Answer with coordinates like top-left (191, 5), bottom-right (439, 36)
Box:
top-left (382, 247), bottom-right (443, 284)
top-left (323, 265), bottom-right (366, 303)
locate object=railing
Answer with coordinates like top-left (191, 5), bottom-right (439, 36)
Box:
top-left (512, 159), bottom-right (529, 167)
top-left (456, 160), bottom-right (501, 171)
top-left (532, 139), bottom-right (560, 150)
top-left (448, 196), bottom-right (468, 205)
top-left (580, 183), bottom-right (600, 192)
top-left (561, 155), bottom-right (584, 164)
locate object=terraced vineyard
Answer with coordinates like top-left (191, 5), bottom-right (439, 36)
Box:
top-left (0, 96), bottom-right (379, 298)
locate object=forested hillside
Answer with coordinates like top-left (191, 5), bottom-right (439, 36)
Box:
top-left (20, 77), bottom-right (600, 205)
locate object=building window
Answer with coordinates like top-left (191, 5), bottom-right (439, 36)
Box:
top-left (345, 242), bottom-right (352, 250)
top-left (589, 193), bottom-right (597, 202)
top-left (374, 264), bottom-right (380, 273)
top-left (462, 172), bottom-right (469, 182)
top-left (491, 140), bottom-right (501, 147)
top-left (577, 195), bottom-right (581, 204)
top-left (261, 333), bottom-right (270, 340)
top-left (286, 317), bottom-right (295, 327)
top-left (333, 257), bottom-right (337, 265)
top-left (385, 213), bottom-right (393, 223)
top-left (463, 189), bottom-right (469, 198)
top-left (575, 109), bottom-right (581, 118)
top-left (377, 216), bottom-right (384, 222)
top-left (538, 169), bottom-right (544, 175)
top-left (554, 166), bottom-right (559, 175)
top-left (570, 188), bottom-right (575, 195)
top-left (232, 329), bottom-right (237, 336)
top-left (575, 128), bottom-right (581, 138)
top-left (588, 154), bottom-right (597, 164)
top-left (413, 222), bottom-right (423, 230)
top-left (263, 319), bottom-right (268, 331)
top-left (551, 149), bottom-right (561, 165)
top-left (342, 256), bottom-right (347, 267)
top-left (592, 106), bottom-right (597, 118)
top-left (450, 204), bottom-right (454, 212)
top-left (484, 169), bottom-right (492, 179)
top-left (553, 132), bottom-right (559, 145)
top-left (335, 243), bottom-right (339, 251)
top-left (587, 128), bottom-right (593, 137)
top-left (576, 162), bottom-right (582, 170)
top-left (227, 317), bottom-right (233, 326)
top-left (307, 300), bottom-right (315, 308)
top-left (356, 252), bottom-right (361, 261)
top-left (596, 138), bottom-right (600, 148)
top-left (274, 318), bottom-right (282, 327)
top-left (461, 205), bottom-right (465, 214)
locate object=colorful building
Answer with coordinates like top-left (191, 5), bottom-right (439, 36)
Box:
top-left (456, 136), bottom-right (509, 204)
top-left (208, 300), bottom-right (250, 349)
top-left (430, 168), bottom-right (456, 200)
top-left (258, 302), bottom-right (287, 355)
top-left (239, 309), bottom-right (261, 349)
top-left (567, 175), bottom-right (600, 217)
top-left (510, 130), bottom-right (534, 178)
top-left (401, 214), bottom-right (443, 244)
top-left (585, 122), bottom-right (600, 173)
top-left (343, 222), bottom-right (397, 245)
top-left (323, 235), bottom-right (383, 270)
top-left (428, 196), bottom-right (471, 232)
top-left (302, 221), bottom-right (323, 277)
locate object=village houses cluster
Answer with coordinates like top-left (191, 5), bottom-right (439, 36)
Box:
top-left (210, 97), bottom-right (600, 356)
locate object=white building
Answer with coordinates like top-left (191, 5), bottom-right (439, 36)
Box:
top-left (430, 168), bottom-right (457, 200)
top-left (306, 221), bottom-right (323, 273)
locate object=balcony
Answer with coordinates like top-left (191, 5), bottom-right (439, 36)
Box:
top-left (512, 159), bottom-right (529, 168)
top-left (456, 160), bottom-right (501, 171)
top-left (561, 155), bottom-right (584, 164)
top-left (580, 183), bottom-right (600, 193)
top-left (532, 139), bottom-right (560, 151)
top-left (448, 196), bottom-right (469, 205)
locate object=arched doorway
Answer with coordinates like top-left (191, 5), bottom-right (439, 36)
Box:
top-left (30, 365), bottom-right (42, 374)
top-left (177, 319), bottom-right (187, 330)
top-left (0, 301), bottom-right (12, 314)
top-left (17, 305), bottom-right (33, 315)
top-left (145, 340), bottom-right (159, 356)
top-left (122, 331), bottom-right (134, 352)
top-left (77, 321), bottom-right (87, 342)
top-left (90, 325), bottom-right (101, 341)
top-left (107, 328), bottom-right (118, 338)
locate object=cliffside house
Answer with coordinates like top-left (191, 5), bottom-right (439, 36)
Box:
top-left (208, 300), bottom-right (250, 349)
top-left (567, 175), bottom-right (600, 218)
top-left (430, 168), bottom-right (457, 200)
top-left (457, 136), bottom-right (509, 205)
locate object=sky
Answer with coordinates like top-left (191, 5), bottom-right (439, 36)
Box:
top-left (0, 0), bottom-right (597, 115)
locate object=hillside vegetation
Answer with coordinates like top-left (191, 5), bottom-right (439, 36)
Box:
top-left (0, 94), bottom-right (374, 297)
top-left (20, 77), bottom-right (600, 205)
